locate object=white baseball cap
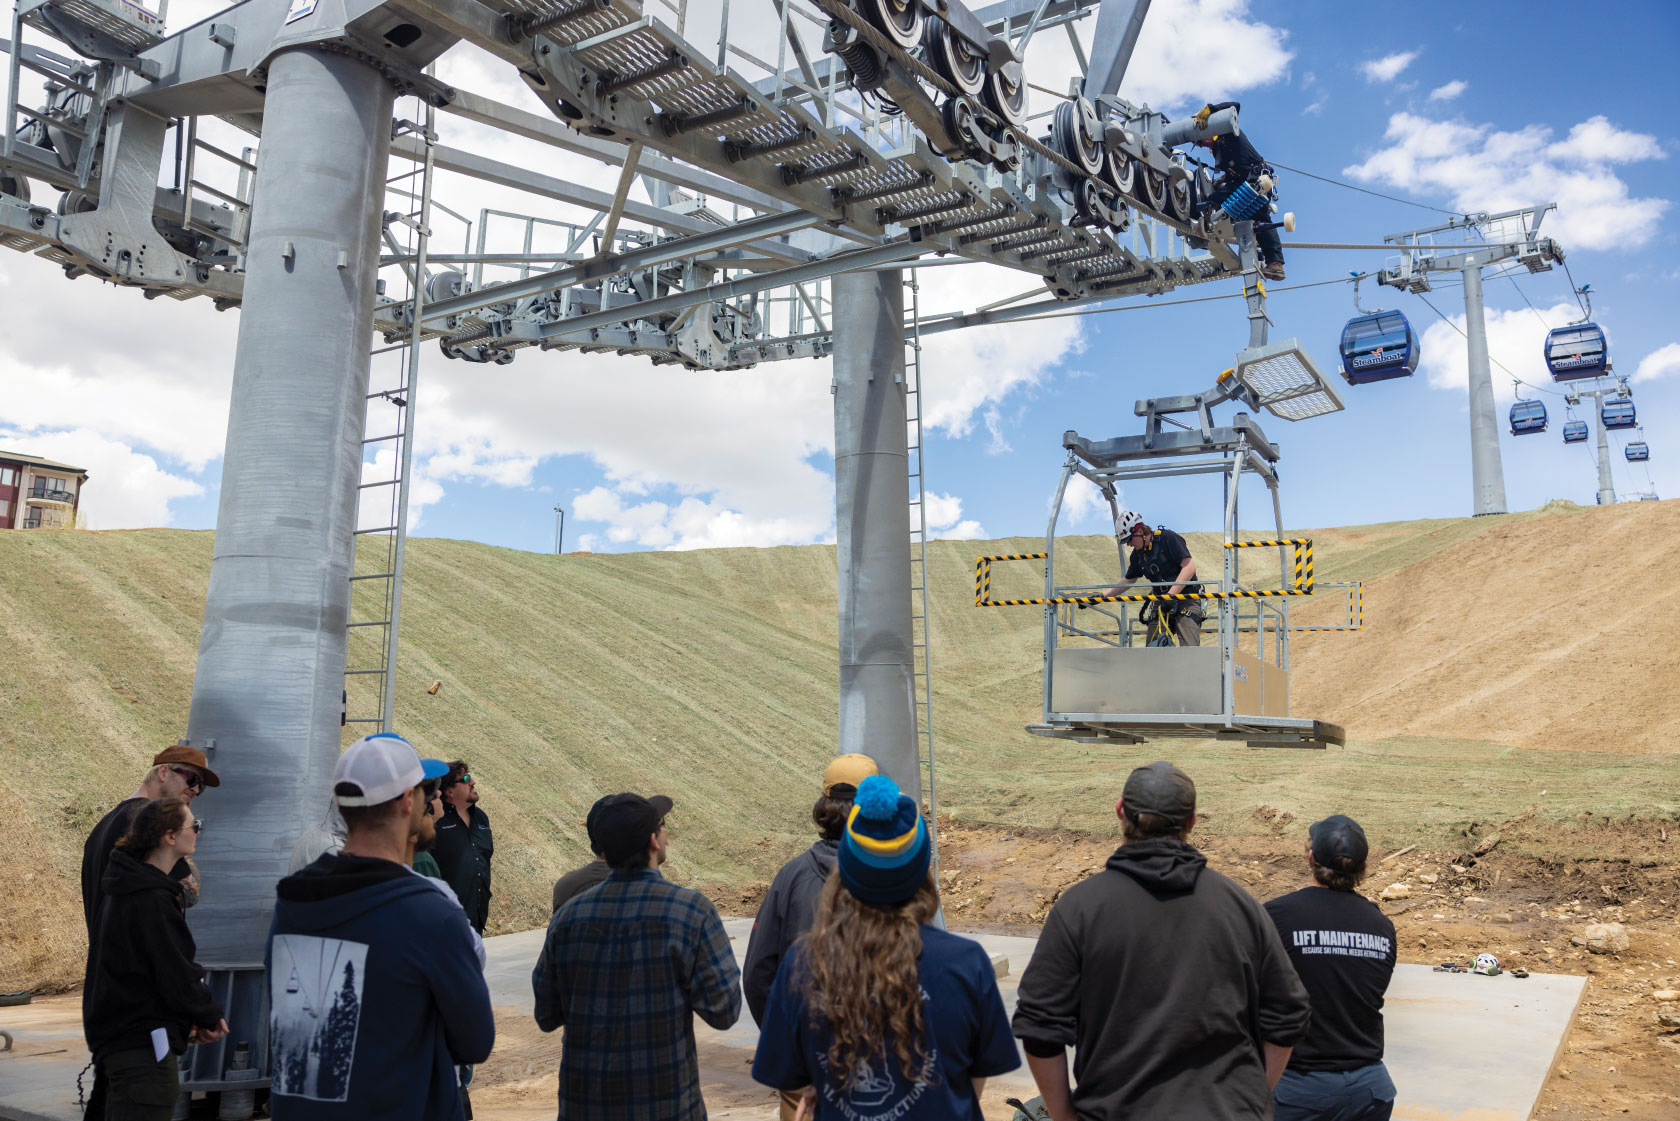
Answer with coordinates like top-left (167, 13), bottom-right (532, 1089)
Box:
top-left (333, 733), bottom-right (425, 806)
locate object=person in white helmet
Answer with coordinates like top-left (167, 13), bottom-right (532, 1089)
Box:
top-left (1102, 511), bottom-right (1204, 646)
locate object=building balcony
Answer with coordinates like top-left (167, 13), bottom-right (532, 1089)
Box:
top-left (26, 486), bottom-right (75, 506)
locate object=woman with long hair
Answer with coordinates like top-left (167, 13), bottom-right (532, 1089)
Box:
top-left (752, 775), bottom-right (1019, 1119)
top-left (85, 796), bottom-right (228, 1120)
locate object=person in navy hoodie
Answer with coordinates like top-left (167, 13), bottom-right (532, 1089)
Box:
top-left (752, 774), bottom-right (1020, 1120)
top-left (268, 733), bottom-right (494, 1121)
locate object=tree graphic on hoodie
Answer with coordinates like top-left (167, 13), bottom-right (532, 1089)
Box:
top-left (316, 960), bottom-right (361, 1100)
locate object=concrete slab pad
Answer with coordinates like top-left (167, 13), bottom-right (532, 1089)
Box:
top-left (0, 923), bottom-right (1586, 1121)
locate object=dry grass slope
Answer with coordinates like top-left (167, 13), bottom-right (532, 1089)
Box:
top-left (2, 498), bottom-right (1676, 992)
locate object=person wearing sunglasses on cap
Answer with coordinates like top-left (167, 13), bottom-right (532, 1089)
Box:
top-left (432, 761), bottom-right (494, 934)
top-left (85, 796), bottom-right (228, 1121)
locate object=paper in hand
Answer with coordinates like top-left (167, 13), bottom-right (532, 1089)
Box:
top-left (151, 1026), bottom-right (169, 1062)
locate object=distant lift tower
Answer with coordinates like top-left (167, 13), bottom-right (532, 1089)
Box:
top-left (1565, 380), bottom-right (1632, 506)
top-left (1378, 206), bottom-right (1563, 516)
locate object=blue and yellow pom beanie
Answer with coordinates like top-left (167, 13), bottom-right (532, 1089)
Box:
top-left (837, 774), bottom-right (931, 906)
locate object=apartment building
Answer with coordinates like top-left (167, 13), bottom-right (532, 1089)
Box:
top-left (0, 451), bottom-right (89, 530)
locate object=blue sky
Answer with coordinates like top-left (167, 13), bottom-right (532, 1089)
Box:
top-left (3, 0), bottom-right (1676, 551)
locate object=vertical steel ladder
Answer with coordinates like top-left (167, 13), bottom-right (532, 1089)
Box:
top-left (904, 270), bottom-right (938, 869)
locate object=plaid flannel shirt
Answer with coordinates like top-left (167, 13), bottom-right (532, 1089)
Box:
top-left (532, 865), bottom-right (742, 1121)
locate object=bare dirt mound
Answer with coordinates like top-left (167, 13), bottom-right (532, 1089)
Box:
top-left (1291, 499), bottom-right (1680, 753)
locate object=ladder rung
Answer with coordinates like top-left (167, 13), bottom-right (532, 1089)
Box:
top-left (358, 479), bottom-right (401, 490)
top-left (355, 526), bottom-right (398, 535)
top-left (349, 573), bottom-right (395, 581)
top-left (347, 620), bottom-right (390, 628)
top-left (363, 433), bottom-right (402, 445)
top-left (343, 717), bottom-right (385, 724)
top-left (344, 668), bottom-right (388, 675)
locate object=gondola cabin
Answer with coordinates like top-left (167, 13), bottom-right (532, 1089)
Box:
top-left (1545, 323), bottom-right (1609, 381)
top-left (1338, 311), bottom-right (1419, 384)
top-left (1626, 441), bottom-right (1650, 462)
top-left (1601, 398), bottom-right (1637, 429)
top-left (1562, 420), bottom-right (1589, 444)
top-left (1509, 398), bottom-right (1548, 435)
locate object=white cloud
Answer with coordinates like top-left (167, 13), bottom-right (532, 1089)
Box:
top-left (1058, 473), bottom-right (1116, 529)
top-left (1633, 342), bottom-right (1680, 384)
top-left (923, 492), bottom-right (986, 540)
top-left (1360, 51), bottom-right (1419, 83)
top-left (1343, 112), bottom-right (1670, 250)
top-left (0, 428), bottom-right (203, 529)
top-left (1429, 80), bottom-right (1468, 102)
top-left (1547, 116), bottom-right (1665, 164)
top-left (1416, 298), bottom-right (1580, 400)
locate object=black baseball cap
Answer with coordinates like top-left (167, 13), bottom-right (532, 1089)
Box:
top-left (1119, 761), bottom-right (1196, 829)
top-left (1309, 814), bottom-right (1369, 871)
top-left (588, 793), bottom-right (673, 864)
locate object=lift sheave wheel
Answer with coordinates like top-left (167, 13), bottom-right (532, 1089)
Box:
top-left (924, 17), bottom-right (986, 96)
top-left (1051, 98), bottom-right (1104, 177)
top-left (1140, 168), bottom-right (1168, 213)
top-left (1165, 166), bottom-right (1192, 222)
top-left (983, 56), bottom-right (1028, 128)
top-left (866, 0), bottom-right (924, 50)
top-left (1103, 147), bottom-right (1136, 196)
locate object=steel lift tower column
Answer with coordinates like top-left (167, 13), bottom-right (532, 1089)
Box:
top-left (184, 48), bottom-right (395, 966)
top-left (1459, 264), bottom-right (1507, 515)
top-left (1378, 205), bottom-right (1562, 517)
top-left (833, 269), bottom-right (919, 799)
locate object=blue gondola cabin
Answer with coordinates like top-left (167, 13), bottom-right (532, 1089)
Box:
top-left (1338, 311), bottom-right (1420, 385)
top-left (1545, 323), bottom-right (1609, 381)
top-left (1562, 420), bottom-right (1589, 444)
top-left (1626, 441), bottom-right (1650, 462)
top-left (1601, 398), bottom-right (1636, 429)
top-left (1509, 399), bottom-right (1548, 435)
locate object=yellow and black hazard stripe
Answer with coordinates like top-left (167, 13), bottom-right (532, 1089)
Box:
top-left (975, 540), bottom-right (1323, 608)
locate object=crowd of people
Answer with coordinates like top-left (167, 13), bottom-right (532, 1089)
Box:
top-left (79, 741), bottom-right (1397, 1121)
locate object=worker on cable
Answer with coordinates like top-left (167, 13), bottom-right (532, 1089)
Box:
top-left (1099, 510), bottom-right (1203, 647)
top-left (1191, 100), bottom-right (1286, 282)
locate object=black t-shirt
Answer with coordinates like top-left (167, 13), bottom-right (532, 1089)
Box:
top-left (1125, 528), bottom-right (1202, 596)
top-left (1263, 886), bottom-right (1397, 1072)
top-left (551, 860), bottom-right (611, 913)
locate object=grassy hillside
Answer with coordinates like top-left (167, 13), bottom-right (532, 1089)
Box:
top-left (4, 498), bottom-right (1677, 990)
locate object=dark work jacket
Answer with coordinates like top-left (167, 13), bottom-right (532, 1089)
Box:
top-left (1012, 838), bottom-right (1312, 1121)
top-left (268, 853), bottom-right (494, 1121)
top-left (83, 849), bottom-right (223, 1064)
top-left (432, 804), bottom-right (493, 932)
top-left (82, 797), bottom-right (189, 937)
top-left (742, 839), bottom-right (838, 1026)
top-left (1204, 101), bottom-right (1269, 180)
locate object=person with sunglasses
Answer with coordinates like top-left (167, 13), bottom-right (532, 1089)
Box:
top-left (81, 746), bottom-right (219, 939)
top-left (433, 761), bottom-right (494, 934)
top-left (85, 795), bottom-right (229, 1121)
top-left (1099, 510), bottom-right (1206, 647)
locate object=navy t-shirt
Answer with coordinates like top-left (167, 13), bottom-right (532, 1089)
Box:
top-left (1125, 528), bottom-right (1202, 596)
top-left (752, 926), bottom-right (1021, 1121)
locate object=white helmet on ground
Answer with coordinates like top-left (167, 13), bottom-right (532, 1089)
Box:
top-left (1117, 509), bottom-right (1145, 538)
top-left (1473, 953), bottom-right (1501, 976)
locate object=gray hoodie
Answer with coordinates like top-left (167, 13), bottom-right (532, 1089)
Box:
top-left (743, 838), bottom-right (838, 1026)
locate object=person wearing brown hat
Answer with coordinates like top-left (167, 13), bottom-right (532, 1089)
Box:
top-left (532, 792), bottom-right (740, 1121)
top-left (78, 745), bottom-right (219, 1121)
top-left (1263, 816), bottom-right (1397, 1121)
top-left (1012, 761), bottom-right (1311, 1121)
top-left (743, 753), bottom-right (879, 1121)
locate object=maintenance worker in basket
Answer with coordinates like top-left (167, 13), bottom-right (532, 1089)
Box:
top-left (1098, 509), bottom-right (1204, 646)
top-left (1191, 99), bottom-right (1286, 282)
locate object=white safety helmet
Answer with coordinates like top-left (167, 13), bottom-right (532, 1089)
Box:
top-left (1117, 509), bottom-right (1145, 539)
top-left (1472, 953), bottom-right (1501, 976)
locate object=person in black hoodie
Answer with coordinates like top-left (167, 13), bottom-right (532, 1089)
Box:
top-left (1012, 762), bottom-right (1312, 1121)
top-left (84, 796), bottom-right (228, 1121)
top-left (743, 753), bottom-right (879, 1121)
top-left (268, 733), bottom-right (494, 1121)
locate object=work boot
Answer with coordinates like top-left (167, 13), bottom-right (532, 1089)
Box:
top-left (1260, 261), bottom-right (1286, 281)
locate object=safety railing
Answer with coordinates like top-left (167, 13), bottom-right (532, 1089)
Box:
top-left (974, 538), bottom-right (1317, 607)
